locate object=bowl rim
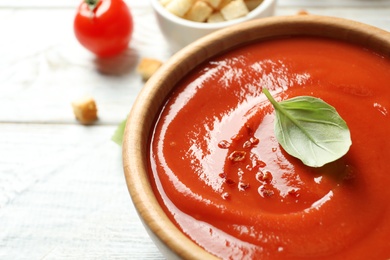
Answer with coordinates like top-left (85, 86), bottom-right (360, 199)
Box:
top-left (123, 15), bottom-right (390, 259)
top-left (150, 0), bottom-right (277, 30)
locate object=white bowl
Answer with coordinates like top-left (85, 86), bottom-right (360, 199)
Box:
top-left (150, 0), bottom-right (277, 52)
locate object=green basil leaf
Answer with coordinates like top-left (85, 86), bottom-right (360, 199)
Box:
top-left (111, 118), bottom-right (127, 146)
top-left (263, 88), bottom-right (352, 167)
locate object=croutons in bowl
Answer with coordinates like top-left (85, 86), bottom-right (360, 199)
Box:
top-left (151, 0), bottom-right (277, 52)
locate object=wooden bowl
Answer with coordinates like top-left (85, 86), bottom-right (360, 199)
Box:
top-left (122, 15), bottom-right (390, 259)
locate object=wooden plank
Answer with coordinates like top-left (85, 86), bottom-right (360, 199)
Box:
top-left (0, 6), bottom-right (389, 125)
top-left (0, 1), bottom-right (388, 260)
top-left (0, 123), bottom-right (164, 259)
top-left (0, 7), bottom-right (171, 124)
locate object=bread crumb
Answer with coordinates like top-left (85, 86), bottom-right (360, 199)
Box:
top-left (72, 96), bottom-right (98, 125)
top-left (136, 58), bottom-right (163, 81)
top-left (297, 9), bottom-right (309, 15)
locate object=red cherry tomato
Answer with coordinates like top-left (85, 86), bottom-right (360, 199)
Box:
top-left (74, 0), bottom-right (133, 57)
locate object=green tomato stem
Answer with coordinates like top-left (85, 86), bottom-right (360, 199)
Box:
top-left (85, 0), bottom-right (100, 12)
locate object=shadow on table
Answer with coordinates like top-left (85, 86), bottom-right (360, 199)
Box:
top-left (93, 48), bottom-right (139, 76)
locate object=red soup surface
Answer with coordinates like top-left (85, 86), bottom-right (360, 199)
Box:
top-left (148, 37), bottom-right (390, 259)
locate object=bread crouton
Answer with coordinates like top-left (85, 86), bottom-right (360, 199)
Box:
top-left (203, 0), bottom-right (222, 8)
top-left (136, 58), bottom-right (163, 81)
top-left (217, 0), bottom-right (232, 10)
top-left (165, 0), bottom-right (194, 17)
top-left (221, 0), bottom-right (249, 20)
top-left (160, 0), bottom-right (172, 7)
top-left (72, 96), bottom-right (98, 125)
top-left (184, 1), bottom-right (214, 22)
top-left (244, 0), bottom-right (263, 11)
top-left (297, 9), bottom-right (309, 15)
top-left (207, 12), bottom-right (225, 23)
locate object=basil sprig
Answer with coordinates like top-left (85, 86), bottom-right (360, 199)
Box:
top-left (112, 118), bottom-right (127, 146)
top-left (263, 88), bottom-right (352, 167)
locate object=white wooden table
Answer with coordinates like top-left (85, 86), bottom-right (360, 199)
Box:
top-left (0, 1), bottom-right (389, 259)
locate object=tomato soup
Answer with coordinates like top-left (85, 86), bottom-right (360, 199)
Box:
top-left (148, 37), bottom-right (390, 259)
